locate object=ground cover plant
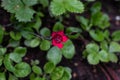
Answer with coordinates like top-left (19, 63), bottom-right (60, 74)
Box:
top-left (0, 0), bottom-right (120, 80)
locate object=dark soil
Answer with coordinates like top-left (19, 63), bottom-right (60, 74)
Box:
top-left (0, 0), bottom-right (120, 80)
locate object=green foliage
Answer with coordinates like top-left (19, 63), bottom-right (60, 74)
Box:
top-left (0, 72), bottom-right (6, 80)
top-left (44, 62), bottom-right (55, 74)
top-left (32, 66), bottom-right (42, 75)
top-left (112, 30), bottom-right (120, 41)
top-left (62, 40), bottom-right (75, 59)
top-left (83, 43), bottom-right (118, 65)
top-left (47, 47), bottom-right (62, 65)
top-left (1, 0), bottom-right (37, 22)
top-left (50, 0), bottom-right (84, 16)
top-left (0, 26), bottom-right (4, 43)
top-left (13, 62), bottom-right (31, 77)
top-left (40, 40), bottom-right (51, 51)
top-left (53, 22), bottom-right (64, 31)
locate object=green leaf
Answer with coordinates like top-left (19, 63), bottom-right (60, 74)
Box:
top-left (27, 38), bottom-right (40, 48)
top-left (50, 0), bottom-right (66, 16)
top-left (1, 0), bottom-right (23, 13)
top-left (40, 28), bottom-right (51, 37)
top-left (0, 56), bottom-right (4, 66)
top-left (61, 40), bottom-right (75, 59)
top-left (39, 0), bottom-right (49, 7)
top-left (90, 2), bottom-right (101, 14)
top-left (53, 22), bottom-right (64, 31)
top-left (14, 62), bottom-right (31, 78)
top-left (91, 12), bottom-right (110, 29)
top-left (10, 53), bottom-right (22, 63)
top-left (76, 16), bottom-right (90, 31)
top-left (112, 30), bottom-right (120, 41)
top-left (0, 48), bottom-right (6, 56)
top-left (4, 54), bottom-right (15, 72)
top-left (9, 73), bottom-right (18, 80)
top-left (109, 42), bottom-right (120, 53)
top-left (40, 40), bottom-right (51, 51)
top-left (109, 53), bottom-right (118, 63)
top-left (10, 31), bottom-right (21, 40)
top-left (14, 47), bottom-right (27, 57)
top-left (33, 16), bottom-right (42, 32)
top-left (51, 66), bottom-right (64, 80)
top-left (15, 7), bottom-right (35, 22)
top-left (100, 41), bottom-right (108, 51)
top-left (0, 26), bottom-right (4, 43)
top-left (66, 27), bottom-right (82, 34)
top-left (0, 72), bottom-right (6, 80)
top-left (89, 30), bottom-right (104, 42)
top-left (8, 39), bottom-right (20, 47)
top-left (65, 0), bottom-right (84, 13)
top-left (44, 62), bottom-right (55, 74)
top-left (86, 43), bottom-right (99, 54)
top-left (47, 47), bottom-right (62, 65)
top-left (98, 50), bottom-right (109, 62)
top-left (32, 66), bottom-right (42, 75)
top-left (22, 0), bottom-right (38, 6)
top-left (87, 53), bottom-right (99, 65)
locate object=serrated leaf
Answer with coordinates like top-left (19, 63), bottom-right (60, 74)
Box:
top-left (32, 66), bottom-right (42, 75)
top-left (44, 62), bottom-right (55, 74)
top-left (61, 40), bottom-right (75, 59)
top-left (47, 47), bottom-right (62, 65)
top-left (40, 40), bottom-right (51, 51)
top-left (65, 0), bottom-right (84, 13)
top-left (15, 7), bottom-right (35, 22)
top-left (14, 62), bottom-right (31, 78)
top-left (1, 0), bottom-right (23, 13)
top-left (22, 0), bottom-right (38, 6)
top-left (109, 42), bottom-right (120, 53)
top-left (50, 0), bottom-right (66, 16)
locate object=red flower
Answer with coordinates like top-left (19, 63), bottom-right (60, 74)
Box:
top-left (52, 31), bottom-right (68, 49)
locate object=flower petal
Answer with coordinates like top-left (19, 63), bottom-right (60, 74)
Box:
top-left (63, 36), bottom-right (68, 42)
top-left (58, 31), bottom-right (64, 35)
top-left (56, 43), bottom-right (63, 49)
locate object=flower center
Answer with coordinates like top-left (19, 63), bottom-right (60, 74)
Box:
top-left (53, 34), bottom-right (63, 43)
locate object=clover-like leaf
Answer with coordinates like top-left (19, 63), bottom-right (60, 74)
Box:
top-left (32, 66), bottom-right (42, 75)
top-left (62, 40), bottom-right (75, 59)
top-left (89, 30), bottom-right (104, 42)
top-left (112, 30), bottom-right (120, 41)
top-left (87, 53), bottom-right (99, 65)
top-left (98, 50), bottom-right (109, 62)
top-left (86, 43), bottom-right (99, 54)
top-left (40, 40), bottom-right (51, 51)
top-left (51, 66), bottom-right (64, 80)
top-left (10, 31), bottom-right (22, 41)
top-left (14, 62), bottom-right (31, 78)
top-left (47, 47), bottom-right (62, 65)
top-left (109, 53), bottom-right (118, 63)
top-left (109, 42), bottom-right (120, 53)
top-left (44, 62), bottom-right (55, 74)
